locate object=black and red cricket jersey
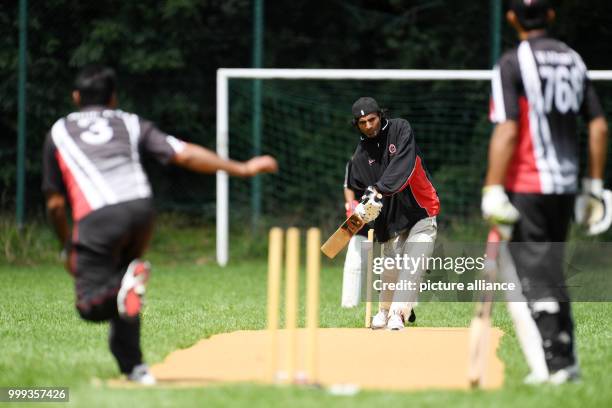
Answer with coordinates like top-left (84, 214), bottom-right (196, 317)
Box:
top-left (348, 118), bottom-right (440, 242)
top-left (489, 34), bottom-right (604, 194)
top-left (42, 106), bottom-right (186, 221)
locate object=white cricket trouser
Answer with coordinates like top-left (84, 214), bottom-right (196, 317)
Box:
top-left (341, 234), bottom-right (366, 308)
top-left (379, 216), bottom-right (437, 317)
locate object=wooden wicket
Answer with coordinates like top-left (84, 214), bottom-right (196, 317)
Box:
top-left (266, 228), bottom-right (283, 382)
top-left (266, 227), bottom-right (321, 385)
top-left (365, 228), bottom-right (374, 328)
top-left (305, 227), bottom-right (321, 383)
top-left (284, 227), bottom-right (299, 383)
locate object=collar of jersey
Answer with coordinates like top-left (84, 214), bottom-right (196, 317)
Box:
top-left (80, 105), bottom-right (108, 112)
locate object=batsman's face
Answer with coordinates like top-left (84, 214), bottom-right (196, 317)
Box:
top-left (358, 113), bottom-right (381, 138)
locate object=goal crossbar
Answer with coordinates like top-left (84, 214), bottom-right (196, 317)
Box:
top-left (216, 68), bottom-right (612, 266)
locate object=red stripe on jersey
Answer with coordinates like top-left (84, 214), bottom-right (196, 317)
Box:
top-left (407, 156), bottom-right (440, 217)
top-left (504, 97), bottom-right (542, 193)
top-left (55, 151), bottom-right (92, 221)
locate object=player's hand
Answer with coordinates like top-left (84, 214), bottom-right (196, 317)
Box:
top-left (244, 155), bottom-right (278, 176)
top-left (481, 185), bottom-right (519, 226)
top-left (356, 187), bottom-right (383, 222)
top-left (575, 178), bottom-right (612, 235)
top-left (361, 186), bottom-right (379, 202)
top-left (345, 200), bottom-right (359, 218)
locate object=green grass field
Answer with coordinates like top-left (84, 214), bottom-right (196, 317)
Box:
top-left (1, 218), bottom-right (611, 407)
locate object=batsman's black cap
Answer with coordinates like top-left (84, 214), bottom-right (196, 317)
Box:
top-left (352, 97), bottom-right (381, 119)
top-left (510, 0), bottom-right (552, 30)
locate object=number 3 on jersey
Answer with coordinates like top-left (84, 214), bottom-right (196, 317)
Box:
top-left (539, 64), bottom-right (584, 114)
top-left (77, 117), bottom-right (114, 145)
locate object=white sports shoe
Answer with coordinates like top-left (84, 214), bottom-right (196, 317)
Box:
top-left (127, 364), bottom-right (156, 386)
top-left (548, 364), bottom-right (581, 385)
top-left (387, 311), bottom-right (405, 330)
top-left (523, 371), bottom-right (549, 385)
top-left (371, 309), bottom-right (389, 329)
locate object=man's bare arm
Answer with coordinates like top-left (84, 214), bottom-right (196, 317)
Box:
top-left (46, 193), bottom-right (69, 247)
top-left (588, 116), bottom-right (608, 179)
top-left (170, 143), bottom-right (277, 177)
top-left (344, 187), bottom-right (355, 204)
top-left (484, 121), bottom-right (518, 186)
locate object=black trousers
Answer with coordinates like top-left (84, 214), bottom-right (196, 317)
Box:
top-left (69, 198), bottom-right (155, 374)
top-left (508, 193), bottom-right (576, 371)
top-left (508, 193), bottom-right (574, 302)
top-left (79, 300), bottom-right (142, 374)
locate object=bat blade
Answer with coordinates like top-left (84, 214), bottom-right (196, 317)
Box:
top-left (467, 227), bottom-right (502, 388)
top-left (320, 213), bottom-right (366, 259)
top-left (467, 309), bottom-right (492, 387)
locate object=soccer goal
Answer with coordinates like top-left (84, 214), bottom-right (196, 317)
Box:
top-left (216, 68), bottom-right (612, 266)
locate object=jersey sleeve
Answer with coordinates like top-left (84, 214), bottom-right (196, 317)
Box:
top-left (139, 119), bottom-right (187, 165)
top-left (581, 78), bottom-right (605, 121)
top-left (489, 53), bottom-right (521, 123)
top-left (347, 158), bottom-right (368, 193)
top-left (344, 160), bottom-right (365, 198)
top-left (374, 120), bottom-right (417, 195)
top-left (41, 132), bottom-right (65, 195)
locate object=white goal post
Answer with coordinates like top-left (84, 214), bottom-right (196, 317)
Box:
top-left (216, 68), bottom-right (612, 266)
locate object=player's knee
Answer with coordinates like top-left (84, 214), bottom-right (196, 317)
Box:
top-left (77, 303), bottom-right (112, 322)
top-left (409, 233), bottom-right (433, 243)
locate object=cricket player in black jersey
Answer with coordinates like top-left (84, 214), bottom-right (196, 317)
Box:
top-left (42, 65), bottom-right (278, 384)
top-left (482, 0), bottom-right (608, 384)
top-left (347, 97), bottom-right (440, 330)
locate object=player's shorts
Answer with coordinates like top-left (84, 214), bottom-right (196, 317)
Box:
top-left (68, 198), bottom-right (155, 314)
top-left (508, 193), bottom-right (574, 302)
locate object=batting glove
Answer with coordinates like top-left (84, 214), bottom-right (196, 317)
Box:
top-left (481, 185), bottom-right (519, 226)
top-left (356, 187), bottom-right (383, 223)
top-left (575, 178), bottom-right (612, 235)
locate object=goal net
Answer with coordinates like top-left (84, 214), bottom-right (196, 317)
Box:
top-left (217, 69), bottom-right (612, 265)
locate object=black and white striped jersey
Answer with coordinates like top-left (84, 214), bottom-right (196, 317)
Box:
top-left (489, 34), bottom-right (604, 194)
top-left (42, 107), bottom-right (186, 221)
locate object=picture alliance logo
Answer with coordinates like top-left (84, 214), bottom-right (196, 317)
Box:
top-left (372, 254), bottom-right (487, 275)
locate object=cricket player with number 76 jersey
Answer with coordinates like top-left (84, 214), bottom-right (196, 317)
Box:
top-left (483, 0), bottom-right (608, 385)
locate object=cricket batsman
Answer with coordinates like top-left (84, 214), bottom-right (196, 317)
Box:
top-left (347, 97), bottom-right (440, 330)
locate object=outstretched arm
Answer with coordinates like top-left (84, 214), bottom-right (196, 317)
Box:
top-left (170, 143), bottom-right (278, 177)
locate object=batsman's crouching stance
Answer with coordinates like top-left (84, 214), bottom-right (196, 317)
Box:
top-left (43, 65), bottom-right (278, 385)
top-left (346, 97), bottom-right (440, 330)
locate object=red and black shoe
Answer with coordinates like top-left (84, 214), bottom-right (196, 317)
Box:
top-left (117, 260), bottom-right (151, 319)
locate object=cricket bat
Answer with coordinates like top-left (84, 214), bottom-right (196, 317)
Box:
top-left (320, 194), bottom-right (381, 259)
top-left (467, 227), bottom-right (502, 388)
